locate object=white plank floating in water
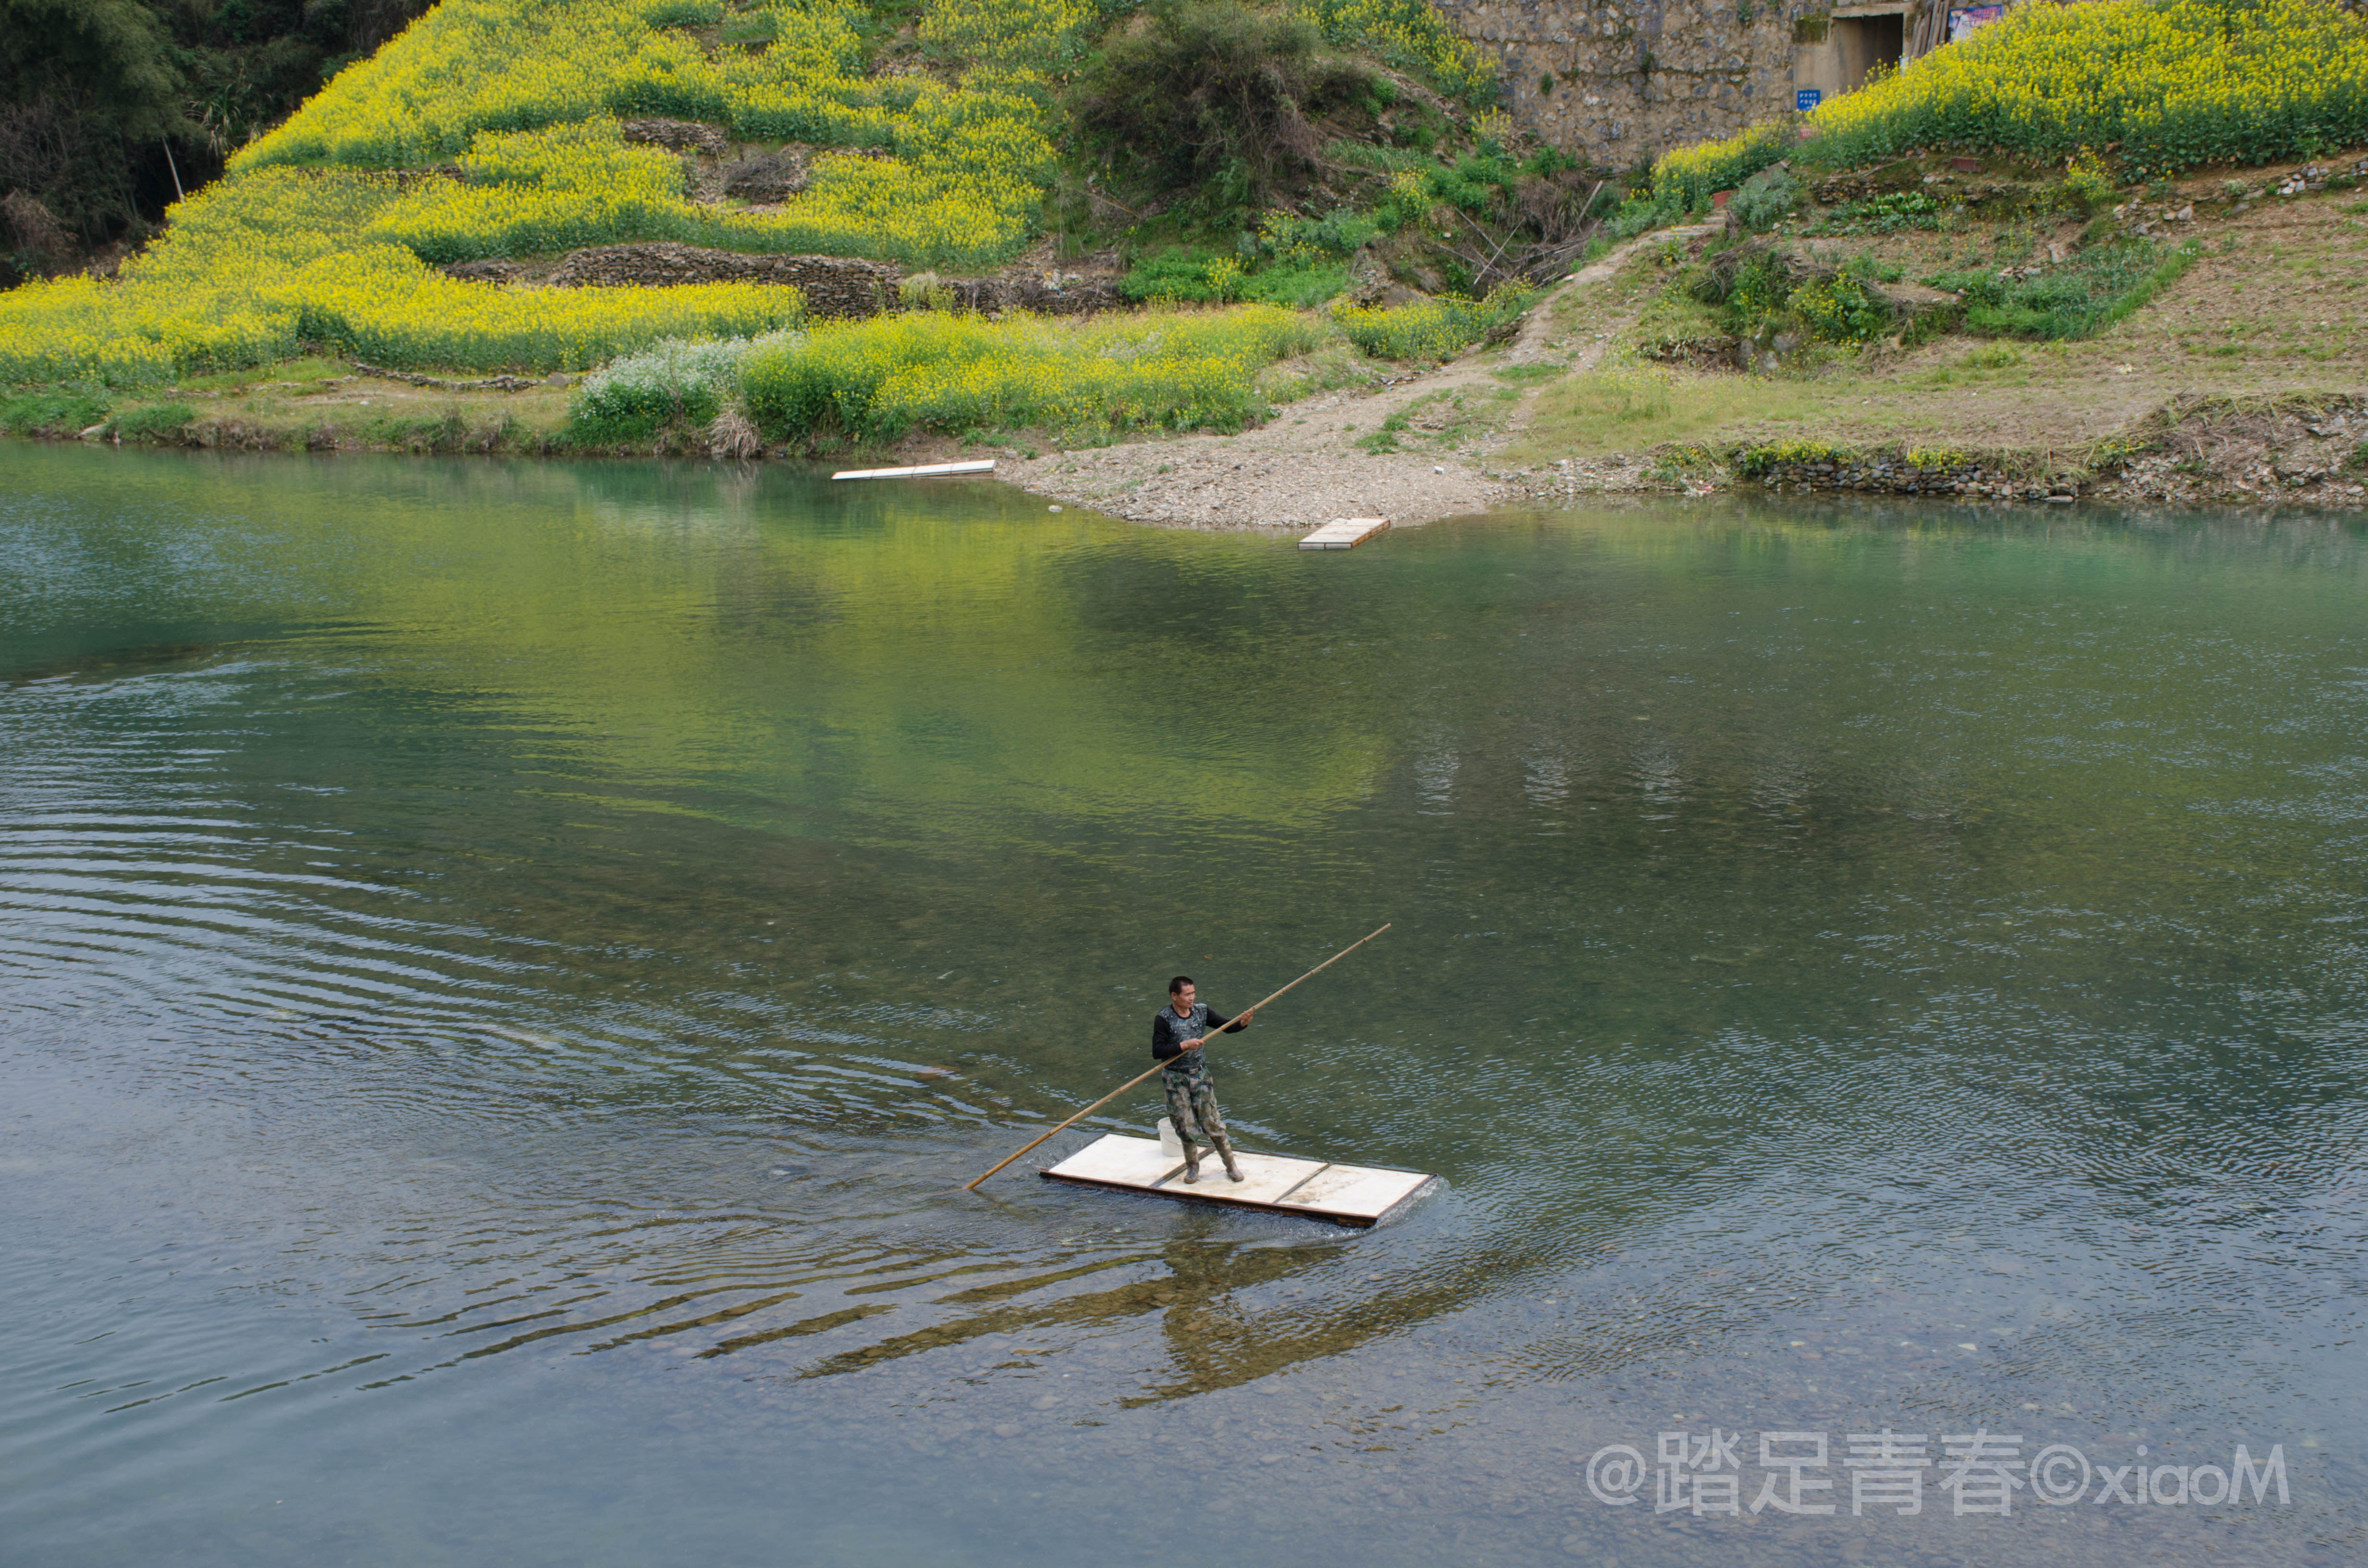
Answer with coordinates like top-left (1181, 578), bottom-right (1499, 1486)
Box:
top-left (1047, 1133), bottom-right (1180, 1189)
top-left (1298, 516), bottom-right (1390, 551)
top-left (1040, 1133), bottom-right (1435, 1227)
top-left (1276, 1163), bottom-right (1431, 1219)
top-left (1167, 1150), bottom-right (1329, 1206)
top-left (831, 459), bottom-right (998, 481)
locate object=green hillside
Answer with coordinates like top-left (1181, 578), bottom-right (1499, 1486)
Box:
top-left (6, 0), bottom-right (2361, 465)
top-left (0, 0), bottom-right (1541, 394)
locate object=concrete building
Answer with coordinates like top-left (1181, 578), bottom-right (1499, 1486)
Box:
top-left (1435, 0), bottom-right (2000, 170)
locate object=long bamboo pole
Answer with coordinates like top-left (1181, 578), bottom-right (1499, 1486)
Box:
top-left (961, 922), bottom-right (1392, 1191)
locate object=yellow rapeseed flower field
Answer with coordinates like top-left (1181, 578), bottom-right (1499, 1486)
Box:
top-left (1652, 0), bottom-right (2368, 200)
top-left (1330, 287), bottom-right (1532, 359)
top-left (0, 167), bottom-right (803, 386)
top-left (740, 306), bottom-right (1331, 438)
top-left (2, 0), bottom-right (1072, 385)
top-left (2, 0), bottom-right (1492, 397)
top-left (1812, 0), bottom-right (2368, 174)
top-left (230, 0), bottom-right (1061, 269)
top-left (1295, 0), bottom-right (1489, 99)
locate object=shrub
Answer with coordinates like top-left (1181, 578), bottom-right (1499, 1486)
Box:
top-left (1, 390), bottom-right (112, 436)
top-left (1928, 238), bottom-right (2198, 339)
top-left (1258, 207), bottom-right (1383, 261)
top-left (1117, 247), bottom-right (1351, 306)
top-left (1329, 284), bottom-right (1531, 359)
top-left (1805, 190), bottom-right (1942, 235)
top-left (739, 305), bottom-right (1326, 439)
top-left (1294, 0), bottom-right (1492, 102)
top-left (1069, 0), bottom-right (1382, 212)
top-left (1238, 260), bottom-right (1354, 306)
top-left (570, 334), bottom-right (764, 440)
top-left (1598, 190), bottom-right (1687, 244)
top-left (1688, 244), bottom-right (1900, 346)
top-left (1652, 120), bottom-right (1793, 209)
top-left (1735, 438), bottom-right (1848, 474)
top-left (1788, 275), bottom-right (1889, 343)
top-left (113, 403), bottom-right (196, 442)
top-left (2064, 148), bottom-right (2121, 210)
top-left (1729, 165), bottom-right (1799, 230)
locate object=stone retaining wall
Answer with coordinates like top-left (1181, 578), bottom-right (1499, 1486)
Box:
top-left (939, 276), bottom-right (1128, 316)
top-left (546, 244), bottom-right (900, 318)
top-left (1433, 0), bottom-right (1803, 171)
top-left (542, 243), bottom-right (1125, 320)
top-left (1742, 452), bottom-right (2066, 500)
top-left (621, 119), bottom-right (727, 155)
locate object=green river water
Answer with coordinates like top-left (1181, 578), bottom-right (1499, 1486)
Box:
top-left (2, 444), bottom-right (2364, 1566)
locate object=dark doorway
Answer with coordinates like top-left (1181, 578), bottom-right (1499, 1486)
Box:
top-left (1835, 12), bottom-right (1905, 89)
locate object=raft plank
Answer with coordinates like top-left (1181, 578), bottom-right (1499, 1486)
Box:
top-left (1050, 1133), bottom-right (1183, 1188)
top-left (831, 459), bottom-right (998, 481)
top-left (1298, 516), bottom-right (1390, 551)
top-left (1275, 1164), bottom-right (1431, 1221)
top-left (1040, 1133), bottom-right (1434, 1227)
top-left (1155, 1150), bottom-right (1327, 1205)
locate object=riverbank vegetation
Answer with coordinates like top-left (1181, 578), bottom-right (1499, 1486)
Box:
top-left (1495, 154), bottom-right (2366, 507)
top-left (3, 0), bottom-right (2364, 482)
top-left (1567, 0), bottom-right (2368, 377)
top-left (576, 304), bottom-right (1342, 444)
top-left (0, 0), bottom-right (1558, 448)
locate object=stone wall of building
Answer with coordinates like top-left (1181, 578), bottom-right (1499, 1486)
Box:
top-left (1436, 0), bottom-right (1809, 171)
top-left (1440, 0), bottom-right (1967, 173)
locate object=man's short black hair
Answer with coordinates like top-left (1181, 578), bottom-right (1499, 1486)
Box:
top-left (1168, 975), bottom-right (1194, 995)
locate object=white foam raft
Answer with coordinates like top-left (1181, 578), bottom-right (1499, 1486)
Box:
top-left (1298, 516), bottom-right (1390, 551)
top-left (1042, 1133), bottom-right (1436, 1226)
top-left (831, 459), bottom-right (997, 481)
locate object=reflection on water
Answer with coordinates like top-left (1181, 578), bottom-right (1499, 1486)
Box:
top-left (1, 445), bottom-right (2363, 1566)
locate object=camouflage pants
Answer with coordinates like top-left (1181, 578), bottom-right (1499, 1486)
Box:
top-left (1161, 1055), bottom-right (1226, 1148)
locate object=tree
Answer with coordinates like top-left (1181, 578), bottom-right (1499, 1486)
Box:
top-left (0, 0), bottom-right (434, 271)
top-left (1068, 0), bottom-right (1381, 216)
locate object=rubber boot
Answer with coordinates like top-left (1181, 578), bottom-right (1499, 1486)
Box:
top-left (1213, 1135), bottom-right (1243, 1183)
top-left (1181, 1144), bottom-right (1202, 1184)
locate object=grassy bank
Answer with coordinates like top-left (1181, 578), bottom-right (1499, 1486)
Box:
top-left (7, 289), bottom-right (1530, 457)
top-left (1614, 0), bottom-right (2368, 244)
top-left (5, 0), bottom-right (2365, 498)
top-left (1494, 162), bottom-right (2368, 506)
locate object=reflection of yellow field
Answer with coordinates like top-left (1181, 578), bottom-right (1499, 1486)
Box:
top-left (128, 455), bottom-right (1393, 835)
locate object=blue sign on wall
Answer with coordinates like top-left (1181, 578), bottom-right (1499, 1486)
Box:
top-left (1795, 87), bottom-right (1823, 111)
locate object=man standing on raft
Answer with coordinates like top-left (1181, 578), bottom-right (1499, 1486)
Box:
top-left (1152, 976), bottom-right (1253, 1184)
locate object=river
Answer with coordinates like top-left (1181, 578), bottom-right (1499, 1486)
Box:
top-left (2, 444), bottom-right (2362, 1566)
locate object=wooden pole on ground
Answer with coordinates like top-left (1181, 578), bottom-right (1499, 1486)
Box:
top-left (960, 923), bottom-right (1392, 1191)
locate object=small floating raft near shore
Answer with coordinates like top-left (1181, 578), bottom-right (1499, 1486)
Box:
top-left (1042, 1133), bottom-right (1435, 1227)
top-left (1297, 516), bottom-right (1390, 551)
top-left (831, 459), bottom-right (997, 481)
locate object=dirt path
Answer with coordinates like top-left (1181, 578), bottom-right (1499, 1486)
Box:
top-left (1001, 227), bottom-right (1716, 531)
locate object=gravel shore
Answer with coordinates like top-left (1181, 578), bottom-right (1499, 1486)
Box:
top-left (1004, 227), bottom-right (1718, 532)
